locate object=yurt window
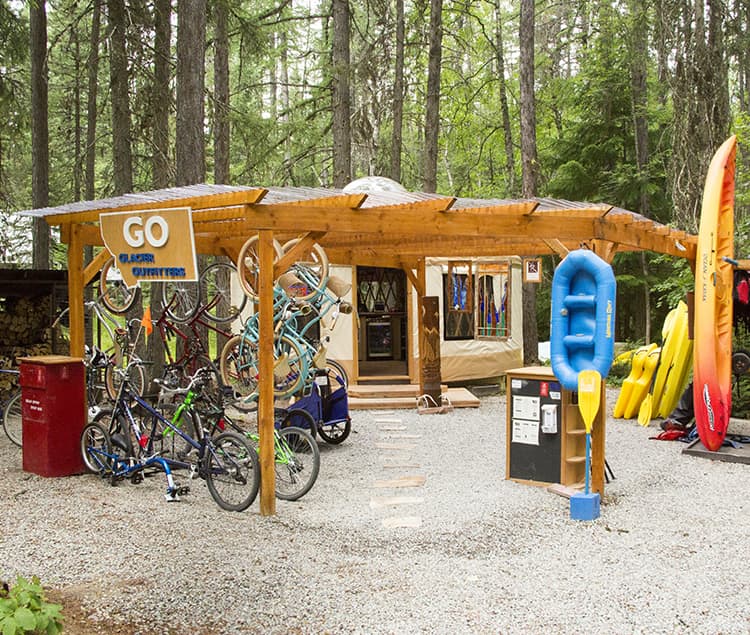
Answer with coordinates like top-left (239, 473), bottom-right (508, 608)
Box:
top-left (443, 262), bottom-right (474, 340)
top-left (476, 263), bottom-right (510, 339)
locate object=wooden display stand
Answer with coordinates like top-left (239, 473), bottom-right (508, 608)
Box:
top-left (505, 366), bottom-right (606, 495)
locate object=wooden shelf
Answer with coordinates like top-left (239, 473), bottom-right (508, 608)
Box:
top-left (566, 429), bottom-right (587, 436)
top-left (566, 456), bottom-right (586, 464)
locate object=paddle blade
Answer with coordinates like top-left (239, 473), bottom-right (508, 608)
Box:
top-left (578, 370), bottom-right (602, 434)
top-left (637, 393), bottom-right (652, 427)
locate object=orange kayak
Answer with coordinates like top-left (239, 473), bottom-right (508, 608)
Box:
top-left (693, 135), bottom-right (736, 451)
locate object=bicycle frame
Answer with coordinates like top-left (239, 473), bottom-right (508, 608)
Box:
top-left (156, 293), bottom-right (233, 370)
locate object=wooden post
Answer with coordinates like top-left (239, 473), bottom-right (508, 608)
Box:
top-left (67, 223), bottom-right (85, 358)
top-left (416, 259), bottom-right (426, 388)
top-left (258, 229), bottom-right (276, 516)
top-left (419, 296), bottom-right (441, 406)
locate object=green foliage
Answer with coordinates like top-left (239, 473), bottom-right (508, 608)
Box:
top-left (0, 576), bottom-right (63, 635)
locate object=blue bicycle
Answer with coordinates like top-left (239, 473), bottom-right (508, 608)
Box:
top-left (80, 367), bottom-right (260, 511)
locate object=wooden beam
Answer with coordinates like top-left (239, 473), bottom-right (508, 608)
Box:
top-left (258, 229), bottom-right (276, 517)
top-left (82, 248), bottom-right (112, 286)
top-left (272, 231), bottom-right (327, 278)
top-left (592, 240), bottom-right (618, 263)
top-left (44, 188), bottom-right (269, 226)
top-left (402, 266), bottom-right (423, 297)
top-left (543, 239), bottom-right (570, 257)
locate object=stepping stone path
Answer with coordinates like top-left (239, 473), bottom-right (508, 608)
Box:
top-left (372, 413), bottom-right (426, 528)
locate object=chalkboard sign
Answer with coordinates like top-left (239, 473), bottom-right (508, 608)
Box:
top-left (506, 367), bottom-right (563, 484)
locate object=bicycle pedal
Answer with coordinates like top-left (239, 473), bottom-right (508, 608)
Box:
top-left (164, 489), bottom-right (181, 502)
top-left (177, 486), bottom-right (190, 496)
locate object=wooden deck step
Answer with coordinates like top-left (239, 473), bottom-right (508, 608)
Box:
top-left (348, 386), bottom-right (480, 410)
top-left (348, 383), bottom-right (446, 399)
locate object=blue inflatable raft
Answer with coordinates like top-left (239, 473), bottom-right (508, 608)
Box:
top-left (550, 249), bottom-right (616, 391)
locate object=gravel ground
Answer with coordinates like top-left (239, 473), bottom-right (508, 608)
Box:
top-left (1, 388), bottom-right (749, 634)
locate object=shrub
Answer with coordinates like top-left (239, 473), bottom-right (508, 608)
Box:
top-left (0, 576), bottom-right (64, 635)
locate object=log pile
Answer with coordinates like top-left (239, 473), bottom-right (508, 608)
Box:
top-left (0, 295), bottom-right (54, 400)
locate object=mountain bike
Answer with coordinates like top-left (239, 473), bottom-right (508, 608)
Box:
top-left (162, 371), bottom-right (321, 501)
top-left (82, 365), bottom-right (260, 511)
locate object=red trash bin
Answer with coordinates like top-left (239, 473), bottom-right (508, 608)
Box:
top-left (19, 355), bottom-right (86, 477)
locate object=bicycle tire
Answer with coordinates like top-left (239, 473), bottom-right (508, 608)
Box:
top-left (104, 361), bottom-right (147, 401)
top-left (80, 422), bottom-right (112, 474)
top-left (274, 426), bottom-right (320, 501)
top-left (200, 261), bottom-right (246, 324)
top-left (3, 391), bottom-right (22, 447)
top-left (205, 431), bottom-right (260, 512)
top-left (219, 334), bottom-right (307, 401)
top-left (280, 407), bottom-right (317, 438)
top-left (317, 417), bottom-right (352, 445)
top-left (96, 409), bottom-right (135, 459)
top-left (162, 279), bottom-right (200, 323)
top-left (236, 235), bottom-right (283, 301)
top-left (99, 257), bottom-right (140, 314)
top-left (324, 359), bottom-right (349, 390)
top-left (280, 238), bottom-right (329, 301)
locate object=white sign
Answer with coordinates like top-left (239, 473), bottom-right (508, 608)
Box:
top-left (512, 419), bottom-right (539, 445)
top-left (512, 395), bottom-right (540, 421)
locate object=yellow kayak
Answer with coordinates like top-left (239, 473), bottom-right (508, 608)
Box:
top-left (613, 343), bottom-right (657, 418)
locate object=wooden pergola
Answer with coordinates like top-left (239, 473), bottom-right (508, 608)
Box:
top-left (22, 183), bottom-right (697, 515)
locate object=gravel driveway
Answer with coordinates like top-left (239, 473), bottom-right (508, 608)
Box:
top-left (1, 389), bottom-right (749, 634)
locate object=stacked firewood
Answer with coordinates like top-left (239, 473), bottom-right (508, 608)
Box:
top-left (0, 295), bottom-right (54, 397)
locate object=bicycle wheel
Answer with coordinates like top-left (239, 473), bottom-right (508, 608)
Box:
top-left (80, 422), bottom-right (112, 474)
top-left (324, 359), bottom-right (349, 390)
top-left (317, 417), bottom-right (352, 445)
top-left (162, 279), bottom-right (200, 323)
top-left (200, 261), bottom-right (246, 324)
top-left (236, 234), bottom-right (283, 301)
top-left (280, 238), bottom-right (329, 301)
top-left (99, 257), bottom-right (140, 314)
top-left (205, 431), bottom-right (260, 512)
top-left (280, 407), bottom-right (317, 437)
top-left (96, 409), bottom-right (135, 459)
top-left (220, 334), bottom-right (307, 401)
top-left (104, 361), bottom-right (147, 401)
top-left (274, 426), bottom-right (320, 501)
top-left (3, 391), bottom-right (22, 447)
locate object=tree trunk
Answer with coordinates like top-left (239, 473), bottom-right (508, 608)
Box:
top-left (107, 0), bottom-right (133, 195)
top-left (148, 0), bottom-right (172, 386)
top-left (176, 0), bottom-right (206, 186)
top-left (214, 0), bottom-right (230, 185)
top-left (389, 0), bottom-right (405, 184)
top-left (494, 0), bottom-right (516, 196)
top-left (85, 0), bottom-right (101, 201)
top-left (519, 0), bottom-right (539, 365)
top-left (152, 0), bottom-right (171, 189)
top-left (331, 0), bottom-right (351, 188)
top-left (30, 0), bottom-right (50, 268)
top-left (423, 0), bottom-right (442, 193)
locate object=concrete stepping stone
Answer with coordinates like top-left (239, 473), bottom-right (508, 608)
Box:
top-left (374, 442), bottom-right (416, 450)
top-left (373, 475), bottom-right (426, 488)
top-left (382, 463), bottom-right (421, 469)
top-left (369, 495), bottom-right (424, 509)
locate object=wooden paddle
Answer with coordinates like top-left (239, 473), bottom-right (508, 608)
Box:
top-left (577, 370), bottom-right (601, 495)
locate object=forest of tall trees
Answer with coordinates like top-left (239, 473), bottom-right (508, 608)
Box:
top-left (1, 0), bottom-right (749, 343)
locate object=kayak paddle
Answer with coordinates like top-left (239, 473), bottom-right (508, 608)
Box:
top-left (577, 369), bottom-right (601, 495)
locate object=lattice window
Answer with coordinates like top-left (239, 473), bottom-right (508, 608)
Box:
top-left (476, 263), bottom-right (510, 339)
top-left (443, 261), bottom-right (474, 340)
top-left (357, 267), bottom-right (405, 314)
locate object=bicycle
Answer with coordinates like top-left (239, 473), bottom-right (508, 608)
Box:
top-left (155, 291), bottom-right (237, 403)
top-left (218, 273), bottom-right (352, 405)
top-left (82, 365), bottom-right (260, 511)
top-left (1, 369), bottom-right (21, 447)
top-left (161, 260), bottom-right (247, 324)
top-left (181, 384), bottom-right (321, 501)
top-left (54, 299), bottom-right (148, 404)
